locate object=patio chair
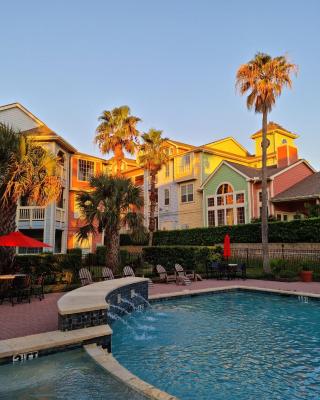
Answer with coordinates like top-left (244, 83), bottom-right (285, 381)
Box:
top-left (235, 263), bottom-right (246, 280)
top-left (79, 268), bottom-right (93, 286)
top-left (122, 265), bottom-right (154, 287)
top-left (155, 265), bottom-right (176, 284)
top-left (0, 280), bottom-right (14, 306)
top-left (207, 261), bottom-right (222, 279)
top-left (101, 267), bottom-right (121, 280)
top-left (12, 275), bottom-right (32, 304)
top-left (174, 264), bottom-right (200, 285)
top-left (32, 274), bottom-right (45, 300)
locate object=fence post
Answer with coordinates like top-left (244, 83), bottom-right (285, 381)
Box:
top-left (281, 244), bottom-right (285, 261)
top-left (246, 248), bottom-right (249, 267)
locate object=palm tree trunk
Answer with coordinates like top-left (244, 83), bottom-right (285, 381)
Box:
top-left (105, 229), bottom-right (120, 272)
top-left (0, 200), bottom-right (17, 274)
top-left (261, 110), bottom-right (270, 273)
top-left (114, 144), bottom-right (124, 175)
top-left (148, 171), bottom-right (157, 246)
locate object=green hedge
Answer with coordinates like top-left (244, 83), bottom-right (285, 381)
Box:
top-left (152, 218), bottom-right (320, 246)
top-left (15, 251), bottom-right (82, 276)
top-left (142, 246), bottom-right (222, 274)
top-left (120, 234), bottom-right (148, 246)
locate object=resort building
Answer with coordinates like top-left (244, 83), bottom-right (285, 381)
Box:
top-left (0, 102), bottom-right (318, 252)
top-left (0, 103), bottom-right (75, 253)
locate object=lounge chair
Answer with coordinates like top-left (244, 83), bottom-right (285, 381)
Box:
top-left (102, 267), bottom-right (121, 280)
top-left (174, 263), bottom-right (202, 284)
top-left (155, 265), bottom-right (176, 284)
top-left (122, 265), bottom-right (154, 287)
top-left (79, 268), bottom-right (93, 286)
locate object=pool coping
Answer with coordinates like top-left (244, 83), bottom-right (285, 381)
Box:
top-left (58, 277), bottom-right (149, 315)
top-left (85, 344), bottom-right (178, 400)
top-left (149, 285), bottom-right (320, 301)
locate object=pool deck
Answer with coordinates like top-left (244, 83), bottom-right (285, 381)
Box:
top-left (1, 279), bottom-right (320, 340)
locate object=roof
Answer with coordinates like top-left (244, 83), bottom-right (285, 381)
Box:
top-left (165, 139), bottom-right (196, 149)
top-left (201, 137), bottom-right (251, 156)
top-left (226, 161), bottom-right (295, 179)
top-left (23, 126), bottom-right (77, 153)
top-left (74, 152), bottom-right (108, 162)
top-left (251, 121), bottom-right (299, 139)
top-left (272, 172), bottom-right (320, 202)
top-left (0, 102), bottom-right (46, 126)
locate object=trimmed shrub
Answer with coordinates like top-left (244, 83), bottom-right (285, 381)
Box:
top-left (120, 233), bottom-right (148, 246)
top-left (142, 246), bottom-right (222, 274)
top-left (152, 218), bottom-right (320, 246)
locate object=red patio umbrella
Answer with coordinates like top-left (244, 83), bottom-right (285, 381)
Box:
top-left (0, 231), bottom-right (51, 248)
top-left (223, 234), bottom-right (231, 260)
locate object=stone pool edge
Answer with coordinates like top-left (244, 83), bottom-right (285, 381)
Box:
top-left (84, 344), bottom-right (178, 400)
top-left (149, 285), bottom-right (320, 301)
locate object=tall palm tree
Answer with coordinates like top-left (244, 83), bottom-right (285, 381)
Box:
top-left (95, 106), bottom-right (141, 174)
top-left (0, 123), bottom-right (62, 273)
top-left (236, 53), bottom-right (297, 273)
top-left (76, 175), bottom-right (144, 271)
top-left (137, 129), bottom-right (169, 246)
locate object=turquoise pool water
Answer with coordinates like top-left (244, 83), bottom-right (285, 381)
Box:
top-left (0, 349), bottom-right (145, 400)
top-left (113, 291), bottom-right (320, 400)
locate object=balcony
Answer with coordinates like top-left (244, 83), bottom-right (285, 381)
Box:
top-left (57, 164), bottom-right (67, 186)
top-left (174, 155), bottom-right (196, 182)
top-left (17, 206), bottom-right (66, 229)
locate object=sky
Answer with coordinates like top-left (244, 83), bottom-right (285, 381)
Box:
top-left (1, 0), bottom-right (319, 167)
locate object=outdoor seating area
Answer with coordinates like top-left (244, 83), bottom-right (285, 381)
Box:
top-left (0, 273), bottom-right (45, 306)
top-left (206, 262), bottom-right (247, 280)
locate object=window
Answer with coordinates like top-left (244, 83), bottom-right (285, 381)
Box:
top-left (283, 214), bottom-right (288, 221)
top-left (78, 160), bottom-right (94, 181)
top-left (208, 210), bottom-right (215, 226)
top-left (181, 183), bottom-right (194, 203)
top-left (182, 154), bottom-right (191, 168)
top-left (276, 214), bottom-right (282, 221)
top-left (165, 164), bottom-right (170, 178)
top-left (258, 190), bottom-right (268, 203)
top-left (207, 184), bottom-right (246, 227)
top-left (237, 207), bottom-right (245, 224)
top-left (236, 193), bottom-right (245, 204)
top-left (164, 189), bottom-right (170, 206)
top-left (217, 209), bottom-right (225, 226)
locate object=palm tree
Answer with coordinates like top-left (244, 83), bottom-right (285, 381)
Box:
top-left (0, 123), bottom-right (62, 273)
top-left (236, 52), bottom-right (297, 273)
top-left (137, 129), bottom-right (169, 246)
top-left (76, 175), bottom-right (144, 271)
top-left (95, 106), bottom-right (141, 175)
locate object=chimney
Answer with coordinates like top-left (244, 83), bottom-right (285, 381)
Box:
top-left (277, 145), bottom-right (298, 168)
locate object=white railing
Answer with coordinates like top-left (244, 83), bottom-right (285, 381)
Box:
top-left (18, 207), bottom-right (45, 222)
top-left (56, 208), bottom-right (66, 223)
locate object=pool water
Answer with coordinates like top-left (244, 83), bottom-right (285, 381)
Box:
top-left (0, 349), bottom-right (145, 400)
top-left (113, 291), bottom-right (320, 400)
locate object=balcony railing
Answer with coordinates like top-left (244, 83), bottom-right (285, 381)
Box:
top-left (18, 206), bottom-right (45, 222)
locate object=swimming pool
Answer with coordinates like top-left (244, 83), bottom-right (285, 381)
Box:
top-left (0, 348), bottom-right (146, 400)
top-left (113, 291), bottom-right (320, 400)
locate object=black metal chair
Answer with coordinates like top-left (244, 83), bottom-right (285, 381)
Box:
top-left (32, 274), bottom-right (45, 300)
top-left (0, 280), bottom-right (14, 306)
top-left (12, 275), bottom-right (32, 304)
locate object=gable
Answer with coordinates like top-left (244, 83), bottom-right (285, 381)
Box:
top-left (0, 106), bottom-right (41, 132)
top-left (205, 138), bottom-right (249, 157)
top-left (203, 163), bottom-right (248, 195)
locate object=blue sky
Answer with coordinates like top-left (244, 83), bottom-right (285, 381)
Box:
top-left (1, 0), bottom-right (319, 167)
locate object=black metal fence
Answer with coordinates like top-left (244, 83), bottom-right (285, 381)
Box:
top-left (230, 247), bottom-right (320, 271)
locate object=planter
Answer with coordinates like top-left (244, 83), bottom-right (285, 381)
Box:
top-left (300, 270), bottom-right (313, 283)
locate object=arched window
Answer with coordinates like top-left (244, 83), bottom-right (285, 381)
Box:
top-left (207, 183), bottom-right (246, 227)
top-left (217, 184), bottom-right (233, 195)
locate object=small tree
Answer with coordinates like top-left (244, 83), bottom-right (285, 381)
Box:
top-left (138, 129), bottom-right (169, 246)
top-left (236, 53), bottom-right (297, 273)
top-left (0, 123), bottom-right (62, 273)
top-left (95, 106), bottom-right (141, 175)
top-left (76, 175), bottom-right (144, 271)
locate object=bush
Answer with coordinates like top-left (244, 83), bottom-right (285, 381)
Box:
top-left (152, 218), bottom-right (320, 246)
top-left (142, 246), bottom-right (222, 274)
top-left (96, 246), bottom-right (107, 265)
top-left (120, 233), bottom-right (148, 246)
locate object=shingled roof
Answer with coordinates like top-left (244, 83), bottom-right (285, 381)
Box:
top-left (226, 161), bottom-right (297, 179)
top-left (272, 172), bottom-right (320, 202)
